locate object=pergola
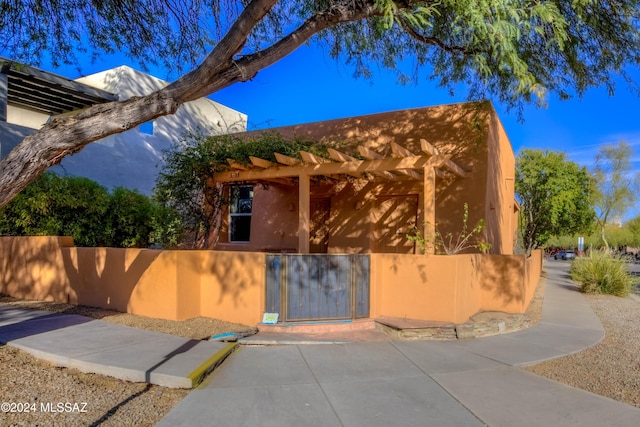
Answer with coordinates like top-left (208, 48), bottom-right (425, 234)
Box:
top-left (213, 139), bottom-right (469, 254)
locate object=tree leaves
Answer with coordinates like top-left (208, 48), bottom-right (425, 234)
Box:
top-left (0, 173), bottom-right (159, 247)
top-left (516, 148), bottom-right (594, 254)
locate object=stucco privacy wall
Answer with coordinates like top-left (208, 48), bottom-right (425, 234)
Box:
top-left (0, 237), bottom-right (265, 325)
top-left (1, 237), bottom-right (541, 326)
top-left (370, 250), bottom-right (542, 324)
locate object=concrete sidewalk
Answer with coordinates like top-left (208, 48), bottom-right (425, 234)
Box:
top-left (158, 262), bottom-right (640, 426)
top-left (0, 306), bottom-right (235, 388)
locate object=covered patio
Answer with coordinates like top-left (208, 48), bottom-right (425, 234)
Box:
top-left (213, 139), bottom-right (469, 255)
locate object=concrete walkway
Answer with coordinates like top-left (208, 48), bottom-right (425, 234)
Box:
top-left (157, 262), bottom-right (640, 426)
top-left (0, 307), bottom-right (235, 388)
top-left (2, 262), bottom-right (639, 425)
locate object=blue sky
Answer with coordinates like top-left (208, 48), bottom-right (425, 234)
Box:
top-left (61, 43), bottom-right (640, 218)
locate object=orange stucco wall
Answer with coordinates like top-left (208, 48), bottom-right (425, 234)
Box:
top-left (1, 237), bottom-right (541, 325)
top-left (0, 236), bottom-right (265, 324)
top-left (370, 249), bottom-right (542, 324)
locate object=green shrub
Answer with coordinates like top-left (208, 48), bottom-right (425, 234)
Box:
top-left (570, 251), bottom-right (635, 297)
top-left (0, 173), bottom-right (171, 248)
top-left (106, 187), bottom-right (157, 248)
top-left (0, 172), bottom-right (111, 246)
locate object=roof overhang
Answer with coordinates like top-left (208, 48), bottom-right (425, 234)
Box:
top-left (0, 57), bottom-right (118, 115)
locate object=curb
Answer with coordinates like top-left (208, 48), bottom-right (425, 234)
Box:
top-left (186, 342), bottom-right (238, 387)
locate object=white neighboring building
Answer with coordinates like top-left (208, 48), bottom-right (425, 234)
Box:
top-left (0, 59), bottom-right (247, 195)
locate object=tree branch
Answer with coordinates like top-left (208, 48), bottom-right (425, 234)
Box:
top-left (164, 0), bottom-right (279, 103)
top-left (0, 0), bottom-right (408, 208)
top-left (168, 0), bottom-right (385, 101)
top-left (237, 1), bottom-right (380, 80)
top-left (0, 92), bottom-right (179, 206)
top-left (397, 15), bottom-right (480, 56)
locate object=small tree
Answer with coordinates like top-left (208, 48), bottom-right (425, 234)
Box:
top-left (0, 172), bottom-right (111, 246)
top-left (591, 141), bottom-right (640, 249)
top-left (626, 216), bottom-right (640, 247)
top-left (106, 187), bottom-right (157, 248)
top-left (515, 149), bottom-right (594, 255)
top-left (0, 173), bottom-right (164, 247)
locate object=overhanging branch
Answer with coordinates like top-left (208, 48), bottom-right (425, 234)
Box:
top-left (398, 15), bottom-right (480, 56)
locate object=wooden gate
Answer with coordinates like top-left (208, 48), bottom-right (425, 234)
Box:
top-left (265, 254), bottom-right (370, 322)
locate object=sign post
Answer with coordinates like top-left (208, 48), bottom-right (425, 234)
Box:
top-left (578, 237), bottom-right (585, 255)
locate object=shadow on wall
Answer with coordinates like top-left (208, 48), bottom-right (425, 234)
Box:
top-left (60, 247), bottom-right (161, 313)
top-left (0, 121), bottom-right (36, 160)
top-left (474, 254), bottom-right (526, 310)
top-left (250, 101), bottom-right (495, 253)
top-left (1, 237), bottom-right (71, 302)
top-left (1, 237), bottom-right (266, 324)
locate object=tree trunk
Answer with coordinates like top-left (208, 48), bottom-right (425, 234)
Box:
top-left (0, 0), bottom-right (382, 209)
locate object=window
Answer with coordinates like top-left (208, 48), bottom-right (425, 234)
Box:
top-left (139, 121), bottom-right (154, 135)
top-left (229, 185), bottom-right (253, 242)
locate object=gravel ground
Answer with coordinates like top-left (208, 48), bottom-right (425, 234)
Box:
top-left (0, 295), bottom-right (250, 426)
top-left (1, 279), bottom-right (639, 426)
top-left (525, 292), bottom-right (640, 408)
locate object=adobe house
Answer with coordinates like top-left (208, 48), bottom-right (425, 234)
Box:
top-left (212, 101), bottom-right (518, 256)
top-left (1, 101), bottom-right (540, 330)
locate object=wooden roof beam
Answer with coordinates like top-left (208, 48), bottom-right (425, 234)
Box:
top-left (250, 156), bottom-right (274, 169)
top-left (227, 159), bottom-right (250, 170)
top-left (274, 152), bottom-right (300, 166)
top-left (326, 148), bottom-right (364, 179)
top-left (357, 146), bottom-right (399, 181)
top-left (214, 154), bottom-right (450, 183)
top-left (392, 142), bottom-right (445, 178)
top-left (258, 178), bottom-right (295, 187)
top-left (390, 142), bottom-right (417, 158)
top-left (300, 150), bottom-right (329, 164)
top-left (386, 142), bottom-right (422, 180)
top-left (328, 148), bottom-right (357, 162)
top-left (358, 145), bottom-right (383, 160)
top-left (420, 139), bottom-right (470, 178)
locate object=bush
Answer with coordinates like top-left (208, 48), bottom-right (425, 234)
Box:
top-left (570, 251), bottom-right (635, 297)
top-left (0, 172), bottom-right (111, 246)
top-left (0, 173), bottom-right (171, 248)
top-left (106, 187), bottom-right (157, 248)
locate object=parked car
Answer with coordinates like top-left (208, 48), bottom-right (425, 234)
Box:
top-left (554, 250), bottom-right (576, 260)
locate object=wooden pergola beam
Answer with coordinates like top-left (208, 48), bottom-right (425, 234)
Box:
top-left (300, 150), bottom-right (329, 164)
top-left (258, 178), bottom-right (295, 187)
top-left (327, 148), bottom-right (362, 179)
top-left (420, 139), bottom-right (470, 178)
top-left (227, 159), bottom-right (249, 171)
top-left (275, 152), bottom-right (300, 166)
top-left (390, 141), bottom-right (417, 158)
top-left (357, 146), bottom-right (399, 181)
top-left (328, 148), bottom-right (356, 162)
top-left (387, 142), bottom-right (422, 180)
top-left (214, 154), bottom-right (450, 182)
top-left (250, 156), bottom-right (274, 169)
